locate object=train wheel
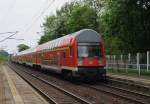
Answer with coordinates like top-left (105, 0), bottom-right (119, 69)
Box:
top-left (62, 70), bottom-right (68, 80)
top-left (67, 71), bottom-right (74, 81)
top-left (62, 70), bottom-right (73, 80)
top-left (98, 75), bottom-right (107, 83)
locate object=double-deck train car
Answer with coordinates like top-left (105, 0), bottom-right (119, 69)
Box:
top-left (11, 29), bottom-right (106, 79)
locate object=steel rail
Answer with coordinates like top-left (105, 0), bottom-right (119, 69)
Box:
top-left (7, 63), bottom-right (92, 104)
top-left (7, 64), bottom-right (58, 104)
top-left (102, 83), bottom-right (150, 98)
top-left (108, 77), bottom-right (150, 89)
top-left (83, 84), bottom-right (149, 104)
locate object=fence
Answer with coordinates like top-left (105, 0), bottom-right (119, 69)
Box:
top-left (106, 51), bottom-right (150, 76)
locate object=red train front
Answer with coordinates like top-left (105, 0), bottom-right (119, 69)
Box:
top-left (64, 29), bottom-right (106, 79)
top-left (11, 29), bottom-right (106, 80)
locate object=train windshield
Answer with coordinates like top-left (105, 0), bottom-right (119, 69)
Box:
top-left (78, 45), bottom-right (101, 58)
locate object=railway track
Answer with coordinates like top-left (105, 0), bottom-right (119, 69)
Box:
top-left (108, 77), bottom-right (150, 95)
top-left (8, 63), bottom-right (150, 104)
top-left (83, 84), bottom-right (150, 104)
top-left (7, 63), bottom-right (92, 104)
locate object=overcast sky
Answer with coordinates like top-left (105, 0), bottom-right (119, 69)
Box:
top-left (0, 0), bottom-right (71, 53)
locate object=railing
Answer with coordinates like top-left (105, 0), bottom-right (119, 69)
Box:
top-left (106, 51), bottom-right (150, 76)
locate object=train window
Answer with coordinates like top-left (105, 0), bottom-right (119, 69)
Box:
top-left (62, 50), bottom-right (66, 58)
top-left (78, 45), bottom-right (101, 58)
top-left (69, 47), bottom-right (72, 57)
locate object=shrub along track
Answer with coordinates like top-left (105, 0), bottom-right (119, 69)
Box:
top-left (7, 62), bottom-right (150, 104)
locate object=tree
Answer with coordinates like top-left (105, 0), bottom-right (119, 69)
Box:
top-left (84, 0), bottom-right (104, 14)
top-left (0, 50), bottom-right (9, 62)
top-left (17, 44), bottom-right (30, 52)
top-left (66, 5), bottom-right (98, 32)
top-left (39, 0), bottom-right (150, 54)
top-left (100, 0), bottom-right (150, 54)
top-left (39, 2), bottom-right (99, 44)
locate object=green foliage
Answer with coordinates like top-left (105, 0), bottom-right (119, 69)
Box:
top-left (17, 44), bottom-right (30, 52)
top-left (105, 36), bottom-right (122, 54)
top-left (108, 68), bottom-right (150, 77)
top-left (83, 0), bottom-right (104, 13)
top-left (100, 0), bottom-right (150, 53)
top-left (39, 2), bottom-right (99, 44)
top-left (66, 5), bottom-right (98, 32)
top-left (39, 0), bottom-right (150, 54)
top-left (0, 50), bottom-right (9, 62)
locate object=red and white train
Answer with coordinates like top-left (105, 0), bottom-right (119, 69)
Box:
top-left (11, 29), bottom-right (106, 79)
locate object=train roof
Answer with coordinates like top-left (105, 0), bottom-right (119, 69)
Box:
top-left (16, 47), bottom-right (36, 56)
top-left (75, 29), bottom-right (101, 43)
top-left (36, 29), bottom-right (101, 51)
top-left (16, 29), bottom-right (101, 55)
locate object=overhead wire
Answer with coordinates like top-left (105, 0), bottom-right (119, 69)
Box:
top-left (0, 32), bottom-right (16, 35)
top-left (0, 31), bottom-right (18, 42)
top-left (7, 37), bottom-right (24, 40)
top-left (0, 0), bottom-right (53, 43)
top-left (0, 0), bottom-right (55, 52)
top-left (19, 0), bottom-right (55, 35)
top-left (18, 0), bottom-right (50, 33)
top-left (0, 0), bottom-right (17, 43)
top-left (0, 0), bottom-right (55, 37)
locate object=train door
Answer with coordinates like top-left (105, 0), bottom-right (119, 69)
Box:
top-left (62, 49), bottom-right (67, 66)
top-left (57, 52), bottom-right (60, 66)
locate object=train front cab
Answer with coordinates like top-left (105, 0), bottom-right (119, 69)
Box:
top-left (73, 29), bottom-right (106, 80)
top-left (76, 43), bottom-right (106, 80)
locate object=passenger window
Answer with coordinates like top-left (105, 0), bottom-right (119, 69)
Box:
top-left (69, 47), bottom-right (72, 57)
top-left (62, 50), bottom-right (66, 58)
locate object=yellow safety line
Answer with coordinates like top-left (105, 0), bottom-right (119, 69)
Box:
top-left (3, 66), bottom-right (24, 104)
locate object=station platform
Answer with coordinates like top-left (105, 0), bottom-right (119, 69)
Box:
top-left (0, 65), bottom-right (48, 104)
top-left (108, 73), bottom-right (150, 87)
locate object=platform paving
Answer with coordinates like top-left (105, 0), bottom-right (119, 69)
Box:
top-left (0, 65), bottom-right (15, 104)
top-left (0, 65), bottom-right (49, 104)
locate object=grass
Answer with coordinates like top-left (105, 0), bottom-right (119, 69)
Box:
top-left (0, 55), bottom-right (8, 63)
top-left (107, 68), bottom-right (150, 77)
